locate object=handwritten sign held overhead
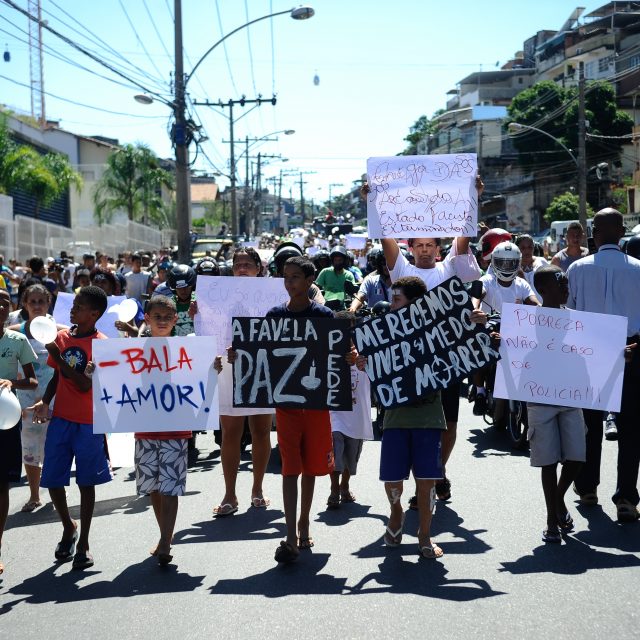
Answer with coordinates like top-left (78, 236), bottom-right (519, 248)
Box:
top-left (366, 154), bottom-right (478, 239)
top-left (352, 277), bottom-right (499, 409)
top-left (494, 303), bottom-right (626, 412)
top-left (231, 317), bottom-right (352, 410)
top-left (92, 337), bottom-right (219, 433)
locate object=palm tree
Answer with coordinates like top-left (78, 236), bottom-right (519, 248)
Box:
top-left (93, 143), bottom-right (174, 226)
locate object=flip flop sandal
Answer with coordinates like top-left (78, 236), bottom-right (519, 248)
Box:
top-left (384, 514), bottom-right (405, 547)
top-left (340, 492), bottom-right (356, 503)
top-left (212, 503), bottom-right (238, 517)
top-left (326, 495), bottom-right (341, 509)
top-left (72, 551), bottom-right (94, 570)
top-left (542, 529), bottom-right (562, 543)
top-left (157, 553), bottom-right (173, 567)
top-left (55, 528), bottom-right (79, 561)
top-left (21, 500), bottom-right (43, 513)
top-left (298, 537), bottom-right (315, 550)
top-left (419, 543), bottom-right (444, 559)
top-left (251, 496), bottom-right (270, 509)
top-left (274, 541), bottom-right (299, 564)
top-left (558, 512), bottom-right (575, 533)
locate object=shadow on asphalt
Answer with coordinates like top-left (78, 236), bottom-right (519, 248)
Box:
top-left (345, 554), bottom-right (504, 600)
top-left (173, 507), bottom-right (286, 545)
top-left (571, 503), bottom-right (640, 553)
top-left (315, 502), bottom-right (387, 528)
top-left (210, 552), bottom-right (348, 596)
top-left (467, 427), bottom-right (529, 459)
top-left (498, 532), bottom-right (640, 575)
top-left (1, 558), bottom-right (205, 612)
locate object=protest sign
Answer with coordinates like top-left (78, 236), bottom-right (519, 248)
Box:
top-left (352, 277), bottom-right (499, 408)
top-left (366, 153), bottom-right (478, 239)
top-left (54, 292), bottom-right (128, 338)
top-left (231, 317), bottom-right (352, 410)
top-left (493, 303), bottom-right (626, 411)
top-left (92, 337), bottom-right (219, 433)
top-left (194, 276), bottom-right (288, 417)
top-left (345, 234), bottom-right (367, 250)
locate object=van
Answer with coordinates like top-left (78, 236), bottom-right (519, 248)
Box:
top-left (548, 219), bottom-right (593, 254)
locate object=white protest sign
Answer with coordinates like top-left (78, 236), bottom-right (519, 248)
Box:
top-left (345, 234), bottom-right (367, 250)
top-left (494, 303), bottom-right (626, 411)
top-left (194, 276), bottom-right (287, 417)
top-left (53, 292), bottom-right (128, 338)
top-left (92, 337), bottom-right (219, 433)
top-left (366, 153), bottom-right (478, 239)
top-left (194, 276), bottom-right (288, 349)
top-left (306, 246), bottom-right (320, 257)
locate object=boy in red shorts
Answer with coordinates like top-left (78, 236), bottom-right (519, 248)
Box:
top-left (229, 257), bottom-right (335, 563)
top-left (30, 286), bottom-right (111, 570)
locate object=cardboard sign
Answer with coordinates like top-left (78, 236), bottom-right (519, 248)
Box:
top-left (54, 292), bottom-right (127, 338)
top-left (194, 276), bottom-right (288, 351)
top-left (352, 277), bottom-right (499, 408)
top-left (366, 153), bottom-right (478, 239)
top-left (92, 337), bottom-right (219, 433)
top-left (494, 303), bottom-right (626, 411)
top-left (231, 317), bottom-right (352, 410)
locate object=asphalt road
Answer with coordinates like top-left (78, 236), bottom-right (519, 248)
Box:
top-left (1, 400), bottom-right (638, 639)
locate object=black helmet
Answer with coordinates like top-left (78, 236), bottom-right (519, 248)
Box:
top-left (329, 245), bottom-right (348, 259)
top-left (194, 258), bottom-right (220, 276)
top-left (371, 300), bottom-right (391, 316)
top-left (273, 241), bottom-right (304, 275)
top-left (625, 234), bottom-right (640, 260)
top-left (167, 264), bottom-right (196, 291)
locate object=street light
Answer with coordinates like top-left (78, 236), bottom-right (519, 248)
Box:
top-left (507, 122), bottom-right (578, 166)
top-left (160, 4), bottom-right (313, 262)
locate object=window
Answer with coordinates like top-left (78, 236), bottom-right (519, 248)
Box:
top-left (598, 55), bottom-right (613, 73)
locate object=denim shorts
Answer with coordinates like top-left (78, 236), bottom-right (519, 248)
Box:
top-left (379, 428), bottom-right (443, 482)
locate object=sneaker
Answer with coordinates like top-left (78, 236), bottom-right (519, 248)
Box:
top-left (573, 484), bottom-right (598, 505)
top-left (604, 413), bottom-right (618, 441)
top-left (435, 477), bottom-right (451, 501)
top-left (473, 393), bottom-right (487, 416)
top-left (616, 499), bottom-right (640, 523)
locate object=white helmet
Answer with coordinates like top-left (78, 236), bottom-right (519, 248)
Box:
top-left (491, 241), bottom-right (521, 282)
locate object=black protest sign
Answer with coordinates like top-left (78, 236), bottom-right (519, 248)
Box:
top-left (231, 317), bottom-right (352, 410)
top-left (352, 276), bottom-right (499, 409)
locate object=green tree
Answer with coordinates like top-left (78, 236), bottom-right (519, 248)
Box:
top-left (0, 115), bottom-right (82, 218)
top-left (401, 110), bottom-right (445, 155)
top-left (93, 143), bottom-right (174, 225)
top-left (544, 191), bottom-right (595, 224)
top-left (507, 80), bottom-right (633, 168)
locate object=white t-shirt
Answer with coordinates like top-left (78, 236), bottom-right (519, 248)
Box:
top-left (330, 367), bottom-right (373, 440)
top-left (389, 242), bottom-right (481, 289)
top-left (480, 273), bottom-right (534, 314)
top-left (521, 256), bottom-right (548, 299)
top-left (124, 271), bottom-right (150, 302)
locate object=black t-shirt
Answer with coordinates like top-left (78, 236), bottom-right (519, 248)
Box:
top-left (266, 301), bottom-right (334, 319)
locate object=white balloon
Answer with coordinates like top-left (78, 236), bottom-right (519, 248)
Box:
top-left (29, 316), bottom-right (58, 345)
top-left (0, 389), bottom-right (21, 430)
top-left (117, 298), bottom-right (139, 322)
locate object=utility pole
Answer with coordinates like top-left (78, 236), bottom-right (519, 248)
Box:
top-left (578, 61), bottom-right (588, 239)
top-left (194, 95), bottom-right (276, 237)
top-left (173, 0), bottom-right (192, 264)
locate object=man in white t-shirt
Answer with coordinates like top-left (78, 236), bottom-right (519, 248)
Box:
top-left (124, 252), bottom-right (151, 302)
top-left (473, 241), bottom-right (539, 414)
top-left (378, 176), bottom-right (483, 504)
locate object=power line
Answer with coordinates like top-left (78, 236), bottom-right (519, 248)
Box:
top-left (118, 0), bottom-right (166, 82)
top-left (0, 72), bottom-right (169, 118)
top-left (2, 0), bottom-right (172, 105)
top-left (214, 0), bottom-right (240, 96)
top-left (143, 0), bottom-right (173, 64)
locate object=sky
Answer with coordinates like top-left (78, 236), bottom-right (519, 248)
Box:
top-left (0, 0), bottom-right (609, 204)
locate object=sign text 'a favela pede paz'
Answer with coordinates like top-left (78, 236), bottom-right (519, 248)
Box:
top-left (352, 277), bottom-right (499, 409)
top-left (231, 317), bottom-right (352, 411)
top-left (494, 303), bottom-right (626, 412)
top-left (92, 337), bottom-right (219, 433)
top-left (366, 153), bottom-right (478, 239)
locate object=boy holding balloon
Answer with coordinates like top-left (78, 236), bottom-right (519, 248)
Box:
top-left (30, 286), bottom-right (112, 571)
top-left (0, 288), bottom-right (38, 575)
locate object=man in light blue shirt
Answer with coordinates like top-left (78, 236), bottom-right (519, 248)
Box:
top-left (567, 209), bottom-right (640, 522)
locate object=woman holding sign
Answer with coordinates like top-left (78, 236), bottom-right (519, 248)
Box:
top-left (213, 247), bottom-right (274, 516)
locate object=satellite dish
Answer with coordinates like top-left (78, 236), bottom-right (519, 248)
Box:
top-left (313, 70), bottom-right (319, 86)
